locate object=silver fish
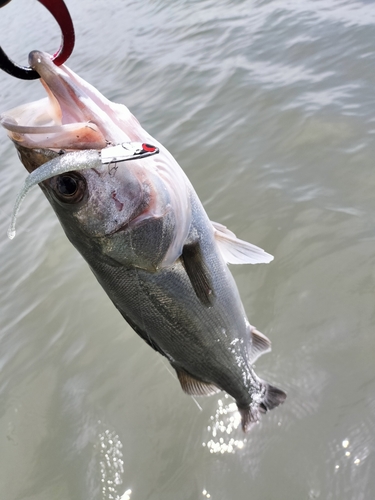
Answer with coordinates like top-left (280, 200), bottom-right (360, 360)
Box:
top-left (1, 51), bottom-right (286, 431)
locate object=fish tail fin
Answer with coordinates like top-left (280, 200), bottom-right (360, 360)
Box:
top-left (260, 383), bottom-right (287, 413)
top-left (238, 383), bottom-right (287, 432)
top-left (238, 406), bottom-right (260, 433)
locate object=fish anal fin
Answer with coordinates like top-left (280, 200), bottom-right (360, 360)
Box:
top-left (175, 368), bottom-right (221, 396)
top-left (181, 241), bottom-right (214, 307)
top-left (248, 325), bottom-right (272, 363)
top-left (211, 220), bottom-right (274, 265)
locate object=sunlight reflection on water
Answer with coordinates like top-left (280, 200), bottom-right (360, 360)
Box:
top-left (333, 437), bottom-right (367, 471)
top-left (202, 396), bottom-right (247, 455)
top-left (98, 427), bottom-right (127, 500)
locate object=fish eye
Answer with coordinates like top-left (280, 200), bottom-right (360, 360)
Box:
top-left (50, 172), bottom-right (87, 204)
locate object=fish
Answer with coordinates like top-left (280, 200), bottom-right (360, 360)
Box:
top-left (1, 51), bottom-right (286, 431)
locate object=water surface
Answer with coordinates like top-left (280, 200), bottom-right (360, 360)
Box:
top-left (0, 0), bottom-right (375, 499)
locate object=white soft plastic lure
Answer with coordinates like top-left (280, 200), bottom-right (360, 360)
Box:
top-left (7, 142), bottom-right (160, 239)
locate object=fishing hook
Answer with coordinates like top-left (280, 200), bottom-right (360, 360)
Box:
top-left (0, 0), bottom-right (75, 80)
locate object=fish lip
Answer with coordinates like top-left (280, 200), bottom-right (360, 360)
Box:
top-left (29, 50), bottom-right (49, 70)
top-left (23, 51), bottom-right (126, 148)
top-left (29, 50), bottom-right (65, 86)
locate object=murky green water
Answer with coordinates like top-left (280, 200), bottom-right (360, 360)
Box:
top-left (1, 0), bottom-right (375, 499)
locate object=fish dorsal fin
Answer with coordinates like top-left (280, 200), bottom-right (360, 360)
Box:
top-left (181, 241), bottom-right (214, 307)
top-left (175, 368), bottom-right (221, 396)
top-left (211, 221), bottom-right (274, 265)
top-left (249, 325), bottom-right (272, 363)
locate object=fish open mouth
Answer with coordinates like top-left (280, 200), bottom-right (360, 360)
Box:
top-left (2, 51), bottom-right (193, 268)
top-left (0, 51), bottom-right (142, 151)
top-left (0, 115), bottom-right (105, 150)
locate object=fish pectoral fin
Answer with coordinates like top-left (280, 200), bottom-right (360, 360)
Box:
top-left (249, 325), bottom-right (272, 363)
top-left (211, 221), bottom-right (274, 265)
top-left (181, 241), bottom-right (214, 307)
top-left (175, 368), bottom-right (221, 396)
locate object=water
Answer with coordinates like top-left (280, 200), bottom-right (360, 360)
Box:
top-left (0, 0), bottom-right (375, 498)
